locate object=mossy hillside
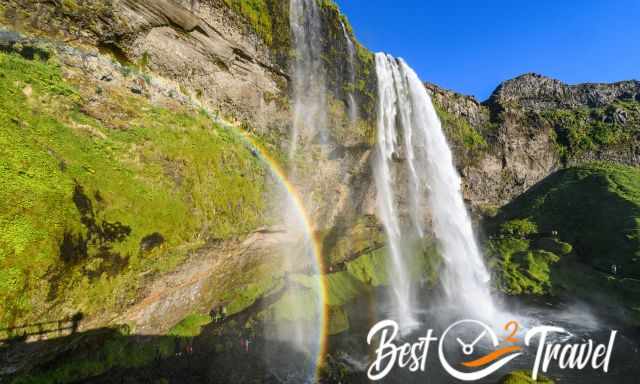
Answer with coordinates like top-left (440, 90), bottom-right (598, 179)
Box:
top-left (326, 95), bottom-right (376, 146)
top-left (485, 163), bottom-right (640, 319)
top-left (223, 0), bottom-right (377, 144)
top-left (485, 218), bottom-right (570, 295)
top-left (542, 98), bottom-right (640, 161)
top-left (0, 51), bottom-right (268, 330)
top-left (491, 163), bottom-right (640, 276)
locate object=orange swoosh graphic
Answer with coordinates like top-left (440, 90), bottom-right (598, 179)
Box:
top-left (461, 346), bottom-right (523, 368)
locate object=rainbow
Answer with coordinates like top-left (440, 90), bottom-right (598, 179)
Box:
top-left (216, 117), bottom-right (330, 379)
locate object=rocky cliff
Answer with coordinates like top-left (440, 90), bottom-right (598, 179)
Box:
top-left (427, 73), bottom-right (640, 212)
top-left (428, 74), bottom-right (640, 323)
top-left (2, 1), bottom-right (640, 382)
top-left (0, 3), bottom-right (389, 371)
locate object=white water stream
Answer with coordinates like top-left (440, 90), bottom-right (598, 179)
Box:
top-left (374, 53), bottom-right (496, 326)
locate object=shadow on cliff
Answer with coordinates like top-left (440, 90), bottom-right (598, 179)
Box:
top-left (0, 320), bottom-right (315, 384)
top-left (0, 280), bottom-right (327, 384)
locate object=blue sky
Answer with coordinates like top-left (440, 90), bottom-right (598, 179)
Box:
top-left (334, 0), bottom-right (640, 101)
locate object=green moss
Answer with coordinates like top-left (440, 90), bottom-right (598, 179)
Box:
top-left (325, 271), bottom-right (367, 306)
top-left (346, 248), bottom-right (390, 286)
top-left (486, 163), bottom-right (640, 315)
top-left (255, 237), bottom-right (441, 335)
top-left (61, 0), bottom-right (80, 14)
top-left (487, 241), bottom-right (560, 295)
top-left (11, 329), bottom-right (176, 384)
top-left (223, 272), bottom-right (283, 316)
top-left (322, 215), bottom-right (383, 265)
top-left (267, 288), bottom-right (319, 323)
top-left (0, 52), bottom-right (267, 330)
top-left (222, 0), bottom-right (291, 53)
top-left (492, 163), bottom-right (640, 276)
top-left (327, 306), bottom-right (349, 335)
top-left (534, 237), bottom-right (572, 255)
top-left (486, 218), bottom-right (561, 295)
top-left (500, 218), bottom-right (538, 237)
top-left (223, 0), bottom-right (272, 43)
top-left (434, 102), bottom-right (488, 163)
top-left (168, 313), bottom-right (212, 337)
top-left (543, 100), bottom-right (640, 160)
top-left (499, 370), bottom-right (554, 384)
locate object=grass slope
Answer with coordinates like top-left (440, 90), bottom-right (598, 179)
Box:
top-left (0, 51), bottom-right (267, 331)
top-left (486, 163), bottom-right (640, 321)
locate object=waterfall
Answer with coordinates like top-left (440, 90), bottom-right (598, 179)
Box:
top-left (254, 0), bottom-right (328, 363)
top-left (289, 0), bottom-right (328, 156)
top-left (374, 53), bottom-right (496, 323)
top-left (340, 20), bottom-right (358, 126)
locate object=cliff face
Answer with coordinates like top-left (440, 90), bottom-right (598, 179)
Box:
top-left (2, 0), bottom-right (290, 131)
top-left (428, 74), bottom-right (640, 212)
top-left (2, 1), bottom-right (640, 380)
top-left (430, 75), bottom-right (640, 324)
top-left (487, 73), bottom-right (640, 111)
top-left (0, 0), bottom-right (384, 344)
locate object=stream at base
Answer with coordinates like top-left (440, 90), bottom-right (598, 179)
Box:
top-left (328, 289), bottom-right (640, 384)
top-left (77, 286), bottom-right (640, 384)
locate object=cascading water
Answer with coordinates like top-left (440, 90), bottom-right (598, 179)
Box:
top-left (289, 0), bottom-right (328, 157)
top-left (340, 20), bottom-right (358, 126)
top-left (258, 2), bottom-right (330, 378)
top-left (374, 53), bottom-right (497, 323)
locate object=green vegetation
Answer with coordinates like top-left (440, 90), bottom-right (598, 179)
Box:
top-left (0, 51), bottom-right (267, 330)
top-left (491, 163), bottom-right (640, 276)
top-left (499, 370), bottom-right (554, 384)
top-left (486, 217), bottom-right (569, 294)
top-left (322, 215), bottom-right (384, 265)
top-left (61, 0), bottom-right (80, 14)
top-left (223, 0), bottom-right (273, 44)
top-left (346, 248), bottom-right (390, 287)
top-left (433, 102), bottom-right (488, 163)
top-left (327, 306), bottom-right (349, 334)
top-left (257, 239), bottom-right (441, 335)
top-left (543, 99), bottom-right (640, 160)
top-left (222, 267), bottom-right (284, 316)
top-left (485, 163), bottom-right (640, 320)
top-left (500, 218), bottom-right (538, 237)
top-left (11, 328), bottom-right (176, 384)
top-left (168, 313), bottom-right (212, 337)
top-left (222, 0), bottom-right (290, 53)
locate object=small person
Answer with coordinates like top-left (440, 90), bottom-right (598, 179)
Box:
top-left (210, 307), bottom-right (219, 323)
top-left (186, 341), bottom-right (194, 355)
